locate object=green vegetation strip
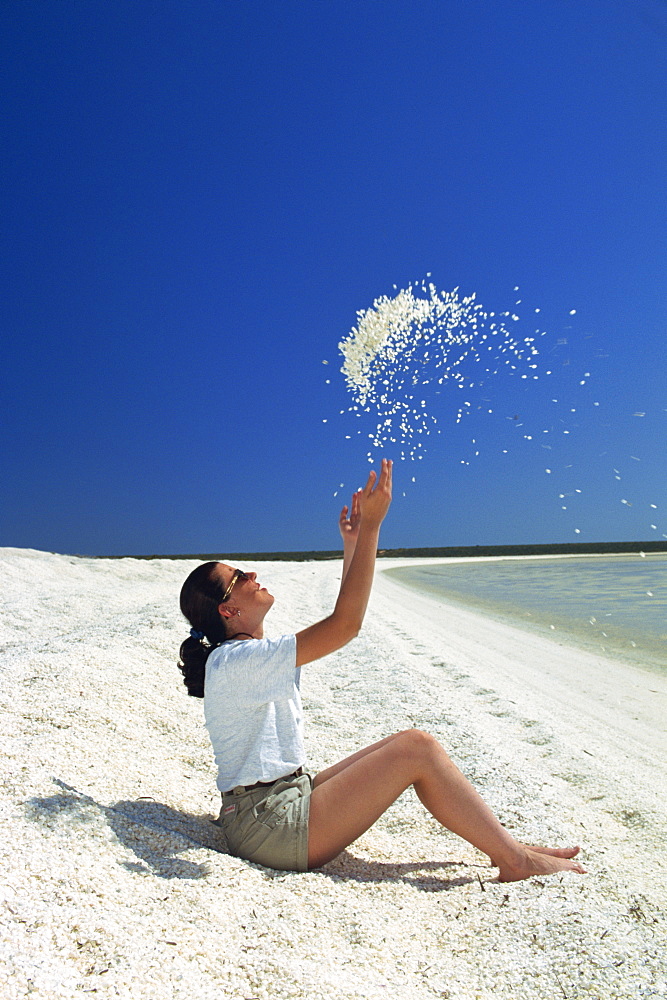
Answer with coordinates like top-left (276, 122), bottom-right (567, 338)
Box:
top-left (108, 541), bottom-right (667, 562)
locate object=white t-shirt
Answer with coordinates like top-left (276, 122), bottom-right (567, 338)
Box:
top-left (204, 633), bottom-right (305, 794)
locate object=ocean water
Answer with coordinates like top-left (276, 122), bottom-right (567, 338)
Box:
top-left (386, 554), bottom-right (666, 672)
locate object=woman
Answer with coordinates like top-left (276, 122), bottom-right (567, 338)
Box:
top-left (178, 459), bottom-right (585, 880)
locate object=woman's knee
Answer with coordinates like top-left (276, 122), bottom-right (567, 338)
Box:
top-left (396, 728), bottom-right (443, 760)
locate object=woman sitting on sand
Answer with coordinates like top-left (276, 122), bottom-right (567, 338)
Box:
top-left (178, 459), bottom-right (585, 881)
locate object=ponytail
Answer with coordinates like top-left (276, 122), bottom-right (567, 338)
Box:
top-left (178, 561), bottom-right (229, 698)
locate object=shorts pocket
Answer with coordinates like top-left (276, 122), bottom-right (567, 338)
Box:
top-left (252, 784), bottom-right (302, 830)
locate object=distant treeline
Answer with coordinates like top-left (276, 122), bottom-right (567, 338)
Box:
top-left (120, 540), bottom-right (667, 562)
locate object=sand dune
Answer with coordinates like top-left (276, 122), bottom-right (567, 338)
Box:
top-left (1, 548), bottom-right (665, 999)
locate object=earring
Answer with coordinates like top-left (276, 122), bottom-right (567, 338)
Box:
top-left (236, 610), bottom-right (241, 616)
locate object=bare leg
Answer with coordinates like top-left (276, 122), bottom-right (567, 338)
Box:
top-left (308, 729), bottom-right (586, 881)
top-left (317, 738), bottom-right (580, 867)
top-left (313, 732), bottom-right (406, 787)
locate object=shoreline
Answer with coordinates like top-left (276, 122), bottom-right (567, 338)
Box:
top-left (382, 552), bottom-right (667, 675)
top-left (375, 558), bottom-right (667, 766)
top-left (2, 548), bottom-right (666, 999)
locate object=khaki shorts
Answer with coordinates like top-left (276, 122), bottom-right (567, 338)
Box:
top-left (215, 771), bottom-right (313, 872)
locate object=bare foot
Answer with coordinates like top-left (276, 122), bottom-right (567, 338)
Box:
top-left (490, 844), bottom-right (580, 867)
top-left (497, 847), bottom-right (586, 883)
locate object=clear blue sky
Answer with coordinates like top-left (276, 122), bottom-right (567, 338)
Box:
top-left (2, 0), bottom-right (665, 555)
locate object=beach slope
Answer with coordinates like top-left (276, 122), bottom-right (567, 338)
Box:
top-left (1, 549), bottom-right (665, 1000)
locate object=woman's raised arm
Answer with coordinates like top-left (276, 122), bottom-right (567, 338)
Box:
top-left (295, 459), bottom-right (392, 667)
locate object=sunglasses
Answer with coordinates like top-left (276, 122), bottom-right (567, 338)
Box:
top-left (221, 568), bottom-right (249, 603)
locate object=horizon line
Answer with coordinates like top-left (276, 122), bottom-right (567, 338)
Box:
top-left (88, 540), bottom-right (667, 561)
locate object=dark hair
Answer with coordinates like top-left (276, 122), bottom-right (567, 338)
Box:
top-left (178, 561), bottom-right (229, 698)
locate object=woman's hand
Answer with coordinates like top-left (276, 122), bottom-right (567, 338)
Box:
top-left (358, 458), bottom-right (393, 527)
top-left (339, 489), bottom-right (361, 549)
top-left (297, 457), bottom-right (393, 666)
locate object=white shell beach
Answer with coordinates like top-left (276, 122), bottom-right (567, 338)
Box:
top-left (2, 548), bottom-right (666, 1000)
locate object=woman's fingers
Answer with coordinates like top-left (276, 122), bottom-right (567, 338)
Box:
top-left (363, 469), bottom-right (378, 494)
top-left (355, 459), bottom-right (393, 528)
top-left (361, 459), bottom-right (393, 496)
top-left (378, 457), bottom-right (393, 490)
top-left (372, 458), bottom-right (393, 497)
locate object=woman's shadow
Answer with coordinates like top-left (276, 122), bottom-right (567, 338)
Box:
top-left (314, 852), bottom-right (479, 890)
top-left (25, 778), bottom-right (482, 889)
top-left (25, 778), bottom-right (225, 881)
